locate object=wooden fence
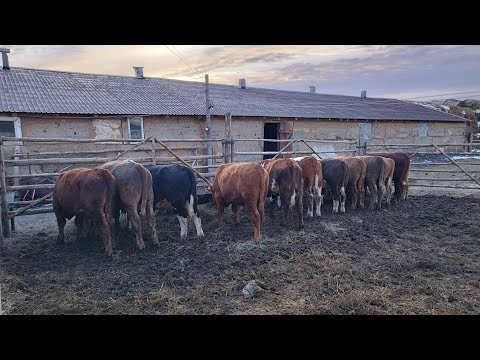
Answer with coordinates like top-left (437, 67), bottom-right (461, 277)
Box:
top-left (1, 114), bottom-right (479, 242)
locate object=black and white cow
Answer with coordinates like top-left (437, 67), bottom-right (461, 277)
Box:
top-left (144, 164), bottom-right (204, 240)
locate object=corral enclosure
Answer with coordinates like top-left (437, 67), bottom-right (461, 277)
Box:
top-left (1, 195), bottom-right (478, 315)
top-left (0, 133), bottom-right (479, 315)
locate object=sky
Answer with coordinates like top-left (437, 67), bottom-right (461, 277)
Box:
top-left (2, 45), bottom-right (480, 101)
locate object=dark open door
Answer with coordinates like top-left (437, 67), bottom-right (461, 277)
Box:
top-left (263, 123), bottom-right (279, 159)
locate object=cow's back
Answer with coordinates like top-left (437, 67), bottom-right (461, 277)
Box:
top-left (53, 168), bottom-right (115, 221)
top-left (146, 164), bottom-right (196, 205)
top-left (215, 162), bottom-right (267, 204)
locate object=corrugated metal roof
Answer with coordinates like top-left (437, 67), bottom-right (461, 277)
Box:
top-left (0, 67), bottom-right (465, 122)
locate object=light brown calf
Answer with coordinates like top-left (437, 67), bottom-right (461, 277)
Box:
top-left (212, 162), bottom-right (269, 241)
top-left (336, 156), bottom-right (367, 209)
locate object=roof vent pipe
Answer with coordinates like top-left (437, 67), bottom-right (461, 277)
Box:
top-left (239, 78), bottom-right (246, 89)
top-left (134, 67), bottom-right (144, 79)
top-left (0, 48), bottom-right (10, 70)
top-left (309, 86), bottom-right (316, 93)
top-left (361, 90), bottom-right (367, 98)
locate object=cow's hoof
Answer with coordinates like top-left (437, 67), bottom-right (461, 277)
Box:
top-left (137, 243), bottom-right (145, 251)
top-left (105, 248), bottom-right (113, 257)
top-left (198, 233), bottom-right (205, 238)
top-left (55, 237), bottom-right (64, 245)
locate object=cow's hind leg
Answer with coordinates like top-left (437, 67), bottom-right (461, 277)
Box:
top-left (314, 185), bottom-right (322, 217)
top-left (55, 212), bottom-right (67, 245)
top-left (246, 201), bottom-right (261, 241)
top-left (91, 211), bottom-right (113, 256)
top-left (175, 204), bottom-right (189, 240)
top-left (232, 204), bottom-right (243, 225)
top-left (306, 188), bottom-right (314, 218)
top-left (75, 214), bottom-right (85, 243)
top-left (146, 199), bottom-right (159, 245)
top-left (125, 205), bottom-right (145, 250)
top-left (340, 186), bottom-right (346, 213)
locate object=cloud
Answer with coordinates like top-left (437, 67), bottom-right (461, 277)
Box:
top-left (2, 45), bottom-right (479, 99)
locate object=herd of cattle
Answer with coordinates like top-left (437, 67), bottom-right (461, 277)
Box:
top-left (52, 153), bottom-right (410, 256)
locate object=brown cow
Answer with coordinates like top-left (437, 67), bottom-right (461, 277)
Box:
top-left (381, 157), bottom-right (395, 207)
top-left (53, 168), bottom-right (116, 256)
top-left (357, 156), bottom-right (387, 210)
top-left (320, 159), bottom-right (349, 213)
top-left (336, 156), bottom-right (367, 209)
top-left (294, 156), bottom-right (323, 217)
top-left (368, 152), bottom-right (410, 202)
top-left (212, 162), bottom-right (269, 241)
top-left (98, 160), bottom-right (158, 250)
top-left (265, 158), bottom-right (304, 229)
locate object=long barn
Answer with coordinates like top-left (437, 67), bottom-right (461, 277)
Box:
top-left (0, 52), bottom-right (467, 168)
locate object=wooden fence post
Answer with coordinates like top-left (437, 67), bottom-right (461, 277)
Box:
top-left (0, 141), bottom-right (10, 238)
top-left (224, 112), bottom-right (232, 163)
top-left (151, 137), bottom-right (156, 165)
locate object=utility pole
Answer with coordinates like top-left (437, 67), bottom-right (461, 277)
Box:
top-left (205, 74), bottom-right (213, 173)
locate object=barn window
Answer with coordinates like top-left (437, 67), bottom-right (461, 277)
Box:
top-left (128, 116), bottom-right (144, 140)
top-left (0, 117), bottom-right (22, 138)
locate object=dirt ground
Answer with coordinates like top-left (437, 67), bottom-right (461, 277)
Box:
top-left (1, 193), bottom-right (479, 315)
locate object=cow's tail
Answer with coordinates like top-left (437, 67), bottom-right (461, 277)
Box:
top-left (99, 170), bottom-right (116, 226)
top-left (186, 167), bottom-right (198, 220)
top-left (257, 167), bottom-right (268, 222)
top-left (377, 157), bottom-right (386, 193)
top-left (341, 163), bottom-right (348, 198)
top-left (133, 163), bottom-right (149, 219)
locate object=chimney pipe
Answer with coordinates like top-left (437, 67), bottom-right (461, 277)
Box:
top-left (133, 66), bottom-right (144, 79)
top-left (239, 78), bottom-right (246, 89)
top-left (361, 90), bottom-right (367, 98)
top-left (0, 48), bottom-right (10, 70)
top-left (309, 86), bottom-right (316, 94)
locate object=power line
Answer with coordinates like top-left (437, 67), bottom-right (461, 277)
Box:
top-left (164, 45), bottom-right (200, 74)
top-left (403, 90), bottom-right (480, 101)
top-left (171, 45), bottom-right (201, 74)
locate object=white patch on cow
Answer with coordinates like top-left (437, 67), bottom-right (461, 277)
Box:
top-left (340, 186), bottom-right (346, 198)
top-left (340, 200), bottom-right (346, 213)
top-left (194, 216), bottom-right (204, 237)
top-left (314, 175), bottom-right (319, 190)
top-left (293, 156), bottom-right (306, 162)
top-left (290, 190), bottom-right (296, 209)
top-left (333, 200), bottom-right (339, 213)
top-left (176, 215), bottom-right (188, 239)
top-left (277, 196), bottom-right (281, 208)
top-left (269, 196), bottom-right (273, 203)
top-left (271, 179), bottom-right (279, 193)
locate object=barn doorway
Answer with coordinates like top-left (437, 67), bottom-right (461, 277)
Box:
top-left (263, 123), bottom-right (279, 159)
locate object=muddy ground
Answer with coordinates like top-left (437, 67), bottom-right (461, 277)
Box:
top-left (1, 193), bottom-right (479, 315)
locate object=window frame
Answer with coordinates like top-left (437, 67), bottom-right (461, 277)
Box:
top-left (0, 116), bottom-right (23, 145)
top-left (127, 116), bottom-right (145, 140)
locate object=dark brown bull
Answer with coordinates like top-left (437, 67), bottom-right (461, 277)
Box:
top-left (53, 168), bottom-right (116, 256)
top-left (336, 156), bottom-right (367, 209)
top-left (98, 160), bottom-right (158, 250)
top-left (212, 162), bottom-right (269, 241)
top-left (265, 158), bottom-right (304, 229)
top-left (357, 156), bottom-right (387, 210)
top-left (294, 156), bottom-right (323, 217)
top-left (368, 152), bottom-right (410, 202)
top-left (320, 159), bottom-right (349, 213)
